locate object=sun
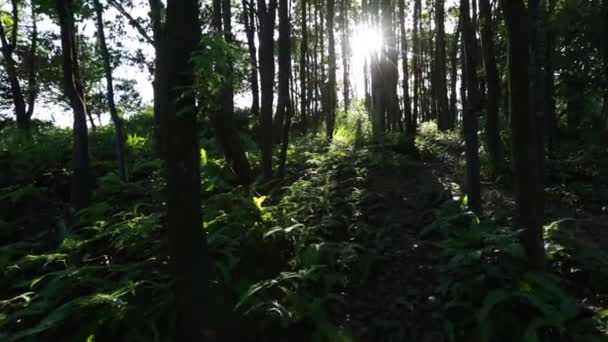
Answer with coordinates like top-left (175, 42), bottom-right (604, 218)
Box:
top-left (350, 24), bottom-right (383, 57)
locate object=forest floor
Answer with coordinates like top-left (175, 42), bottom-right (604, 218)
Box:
top-left (1, 121), bottom-right (607, 341)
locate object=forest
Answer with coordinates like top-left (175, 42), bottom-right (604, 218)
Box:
top-left (0, 0), bottom-right (607, 340)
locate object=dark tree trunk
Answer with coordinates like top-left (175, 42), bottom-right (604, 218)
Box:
top-left (162, 0), bottom-right (213, 339)
top-left (93, 0), bottom-right (128, 181)
top-left (56, 0), bottom-right (91, 210)
top-left (460, 0), bottom-right (482, 215)
top-left (242, 0), bottom-right (260, 117)
top-left (502, 0), bottom-right (546, 270)
top-left (410, 0), bottom-right (421, 137)
top-left (210, 0), bottom-right (254, 183)
top-left (383, 0), bottom-right (400, 132)
top-left (0, 0), bottom-right (30, 129)
top-left (479, 0), bottom-right (504, 176)
top-left (449, 17), bottom-right (460, 129)
top-left (545, 0), bottom-right (557, 155)
top-left (399, 0), bottom-right (412, 132)
top-left (278, 0), bottom-right (293, 175)
top-left (149, 0), bottom-right (166, 157)
top-left (435, 0), bottom-right (449, 131)
top-left (276, 0), bottom-right (291, 147)
top-left (257, 0), bottom-right (278, 179)
top-left (25, 5), bottom-right (38, 121)
top-left (341, 0), bottom-right (350, 114)
top-left (326, 0), bottom-right (337, 140)
top-left (300, 0), bottom-right (308, 132)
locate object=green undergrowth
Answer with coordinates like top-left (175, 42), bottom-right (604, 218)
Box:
top-left (423, 200), bottom-right (608, 341)
top-left (0, 113), bottom-right (378, 341)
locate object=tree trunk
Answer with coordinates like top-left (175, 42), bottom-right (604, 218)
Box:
top-left (300, 0), bottom-right (308, 132)
top-left (93, 0), bottom-right (128, 181)
top-left (278, 0), bottom-right (293, 175)
top-left (435, 0), bottom-right (449, 131)
top-left (242, 0), bottom-right (260, 117)
top-left (56, 0), bottom-right (91, 210)
top-left (257, 0), bottom-right (278, 179)
top-left (410, 0), bottom-right (421, 137)
top-left (276, 0), bottom-right (291, 148)
top-left (210, 0), bottom-right (254, 183)
top-left (162, 0), bottom-right (213, 339)
top-left (326, 0), bottom-right (337, 140)
top-left (0, 0), bottom-right (30, 129)
top-left (479, 0), bottom-right (504, 177)
top-left (460, 0), bottom-right (482, 215)
top-left (25, 4), bottom-right (38, 121)
top-left (449, 16), bottom-right (460, 129)
top-left (399, 0), bottom-right (412, 133)
top-left (545, 0), bottom-right (557, 155)
top-left (502, 0), bottom-right (546, 270)
top-left (341, 0), bottom-right (350, 114)
top-left (149, 0), bottom-right (166, 157)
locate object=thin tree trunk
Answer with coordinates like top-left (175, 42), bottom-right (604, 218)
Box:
top-left (93, 0), bottom-right (128, 181)
top-left (56, 0), bottom-right (91, 210)
top-left (300, 0), bottom-right (308, 132)
top-left (278, 0), bottom-right (293, 175)
top-left (460, 0), bottom-right (482, 215)
top-left (0, 0), bottom-right (29, 129)
top-left (326, 0), bottom-right (337, 140)
top-left (242, 0), bottom-right (260, 117)
top-left (25, 4), bottom-right (38, 120)
top-left (162, 0), bottom-right (213, 339)
top-left (341, 0), bottom-right (350, 114)
top-left (399, 0), bottom-right (412, 133)
top-left (435, 0), bottom-right (449, 131)
top-left (449, 16), bottom-right (460, 129)
top-left (545, 0), bottom-right (557, 155)
top-left (149, 0), bottom-right (166, 157)
top-left (479, 0), bottom-right (504, 176)
top-left (257, 0), bottom-right (278, 179)
top-left (410, 0), bottom-right (421, 137)
top-left (502, 0), bottom-right (546, 270)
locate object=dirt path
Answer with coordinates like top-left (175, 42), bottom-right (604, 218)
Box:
top-left (339, 147), bottom-right (453, 341)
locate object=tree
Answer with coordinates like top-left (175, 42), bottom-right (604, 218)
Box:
top-left (502, 0), bottom-right (546, 270)
top-left (93, 0), bottom-right (127, 181)
top-left (300, 0), bottom-right (308, 131)
top-left (340, 0), bottom-right (350, 114)
top-left (210, 0), bottom-right (254, 183)
top-left (0, 0), bottom-right (38, 130)
top-left (242, 0), bottom-right (260, 117)
top-left (479, 0), bottom-right (504, 176)
top-left (56, 0), bottom-right (91, 210)
top-left (257, 0), bottom-right (278, 178)
top-left (278, 0), bottom-right (293, 175)
top-left (434, 0), bottom-right (449, 131)
top-left (326, 0), bottom-right (337, 140)
top-left (162, 0), bottom-right (213, 339)
top-left (460, 0), bottom-right (482, 215)
top-left (399, 0), bottom-right (412, 133)
top-left (449, 15), bottom-right (460, 129)
top-left (409, 0), bottom-right (422, 138)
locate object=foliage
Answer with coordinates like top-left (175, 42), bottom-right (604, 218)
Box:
top-left (424, 200), bottom-right (607, 341)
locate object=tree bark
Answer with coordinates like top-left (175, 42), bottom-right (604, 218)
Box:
top-left (479, 0), bottom-right (504, 176)
top-left (399, 0), bottom-right (412, 133)
top-left (410, 0), bottom-right (421, 137)
top-left (435, 0), bottom-right (449, 131)
top-left (502, 0), bottom-right (546, 270)
top-left (210, 0), bottom-right (254, 183)
top-left (257, 0), bottom-right (278, 179)
top-left (242, 0), bottom-right (260, 117)
top-left (326, 0), bottom-right (337, 140)
top-left (341, 0), bottom-right (350, 114)
top-left (162, 0), bottom-right (213, 339)
top-left (93, 0), bottom-right (128, 181)
top-left (25, 4), bottom-right (38, 121)
top-left (449, 16), bottom-right (460, 129)
top-left (56, 0), bottom-right (91, 210)
top-left (278, 0), bottom-right (293, 175)
top-left (0, 0), bottom-right (30, 129)
top-left (149, 0), bottom-right (166, 157)
top-left (300, 0), bottom-right (308, 131)
top-left (460, 0), bottom-right (482, 215)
